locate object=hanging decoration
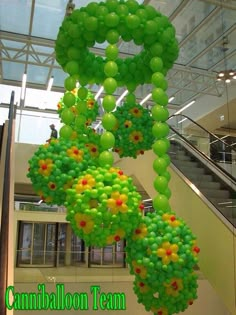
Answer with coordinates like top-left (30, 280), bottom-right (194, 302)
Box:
top-left (26, 1), bottom-right (200, 314)
top-left (65, 166), bottom-right (143, 246)
top-left (112, 101), bottom-right (155, 158)
top-left (27, 138), bottom-right (98, 205)
top-left (57, 87), bottom-right (99, 132)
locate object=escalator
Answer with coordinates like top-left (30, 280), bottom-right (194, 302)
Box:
top-left (115, 114), bottom-right (236, 314)
top-left (168, 114), bottom-right (236, 227)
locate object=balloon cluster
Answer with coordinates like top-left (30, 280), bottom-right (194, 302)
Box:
top-left (65, 166), bottom-right (143, 246)
top-left (126, 211), bottom-right (199, 314)
top-left (112, 101), bottom-right (155, 158)
top-left (27, 1), bottom-right (201, 314)
top-left (27, 138), bottom-right (98, 205)
top-left (55, 0), bottom-right (179, 89)
top-left (58, 87), bottom-right (99, 132)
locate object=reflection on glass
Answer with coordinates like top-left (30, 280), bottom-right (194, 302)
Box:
top-left (18, 223), bottom-right (32, 264)
top-left (45, 224), bottom-right (56, 265)
top-left (173, 1), bottom-right (216, 42)
top-left (32, 223), bottom-right (45, 264)
top-left (177, 8), bottom-right (235, 65)
top-left (0, 1), bottom-right (31, 34)
top-left (191, 29), bottom-right (236, 70)
top-left (150, 0), bottom-right (183, 17)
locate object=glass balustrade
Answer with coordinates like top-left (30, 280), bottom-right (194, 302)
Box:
top-left (167, 114), bottom-right (236, 227)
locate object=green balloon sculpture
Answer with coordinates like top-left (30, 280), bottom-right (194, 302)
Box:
top-left (112, 101), bottom-right (155, 158)
top-left (65, 166), bottom-right (143, 247)
top-left (27, 1), bottom-right (200, 314)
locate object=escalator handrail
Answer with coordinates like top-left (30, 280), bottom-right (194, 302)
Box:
top-left (169, 125), bottom-right (236, 185)
top-left (168, 114), bottom-right (236, 153)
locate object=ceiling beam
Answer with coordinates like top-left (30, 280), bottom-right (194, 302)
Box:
top-left (199, 0), bottom-right (236, 10)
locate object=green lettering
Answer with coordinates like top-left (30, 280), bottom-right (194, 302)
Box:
top-left (14, 293), bottom-right (21, 310)
top-left (38, 284), bottom-right (49, 310)
top-left (65, 293), bottom-right (72, 310)
top-left (29, 293), bottom-right (37, 310)
top-left (113, 292), bottom-right (126, 310)
top-left (99, 293), bottom-right (107, 310)
top-left (78, 293), bottom-right (88, 310)
top-left (21, 293), bottom-right (29, 309)
top-left (72, 293), bottom-right (80, 310)
top-left (57, 284), bottom-right (65, 310)
top-left (49, 293), bottom-right (56, 310)
top-left (5, 286), bottom-right (14, 310)
top-left (90, 285), bottom-right (100, 310)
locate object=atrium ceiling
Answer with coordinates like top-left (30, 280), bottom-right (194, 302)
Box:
top-left (0, 0), bottom-right (236, 114)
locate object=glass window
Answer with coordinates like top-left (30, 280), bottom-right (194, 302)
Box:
top-left (2, 61), bottom-right (25, 82)
top-left (172, 1), bottom-right (216, 42)
top-left (15, 109), bottom-right (61, 144)
top-left (0, 1), bottom-right (31, 35)
top-left (149, 0), bottom-right (183, 17)
top-left (177, 8), bottom-right (236, 65)
top-left (0, 84), bottom-right (21, 106)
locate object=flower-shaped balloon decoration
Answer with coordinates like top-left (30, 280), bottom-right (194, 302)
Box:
top-left (126, 211), bottom-right (199, 314)
top-left (57, 87), bottom-right (99, 134)
top-left (65, 166), bottom-right (143, 247)
top-left (27, 138), bottom-right (98, 205)
top-left (112, 101), bottom-right (155, 158)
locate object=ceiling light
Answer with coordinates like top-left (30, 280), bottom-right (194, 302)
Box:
top-left (168, 96), bottom-right (175, 103)
top-left (140, 93), bottom-right (152, 105)
top-left (20, 72), bottom-right (27, 100)
top-left (95, 86), bottom-right (104, 100)
top-left (216, 69), bottom-right (236, 83)
top-left (178, 118), bottom-right (187, 124)
top-left (116, 90), bottom-right (128, 105)
top-left (47, 76), bottom-right (54, 91)
top-left (174, 100), bottom-right (195, 115)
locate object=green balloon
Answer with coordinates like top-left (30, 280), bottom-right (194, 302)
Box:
top-left (77, 87), bottom-right (88, 100)
top-left (151, 72), bottom-right (168, 90)
top-left (126, 15), bottom-right (141, 29)
top-left (64, 76), bottom-right (76, 91)
top-left (105, 13), bottom-right (120, 27)
top-left (61, 108), bottom-right (74, 124)
top-left (125, 0), bottom-right (139, 13)
top-left (103, 95), bottom-right (116, 112)
top-left (126, 93), bottom-right (136, 104)
top-left (116, 4), bottom-right (129, 17)
top-left (152, 122), bottom-right (170, 138)
top-left (84, 16), bottom-right (98, 31)
top-left (106, 29), bottom-right (120, 44)
top-left (150, 57), bottom-right (163, 72)
top-left (153, 176), bottom-right (168, 193)
top-left (75, 115), bottom-right (86, 127)
top-left (102, 113), bottom-right (117, 130)
top-left (77, 100), bottom-right (87, 114)
top-left (105, 44), bottom-right (119, 60)
top-left (104, 61), bottom-right (118, 77)
top-left (106, 0), bottom-right (119, 12)
top-left (150, 43), bottom-right (163, 57)
top-left (153, 194), bottom-right (169, 211)
top-left (103, 78), bottom-right (118, 94)
top-left (59, 125), bottom-right (73, 139)
top-left (99, 151), bottom-right (114, 167)
top-left (152, 139), bottom-right (169, 156)
top-left (151, 104), bottom-right (169, 121)
top-left (153, 157), bottom-right (167, 174)
top-left (63, 92), bottom-right (76, 107)
top-left (100, 132), bottom-right (115, 149)
top-left (65, 61), bottom-right (79, 75)
top-left (152, 88), bottom-right (168, 106)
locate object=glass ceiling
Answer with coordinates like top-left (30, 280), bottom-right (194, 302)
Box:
top-left (0, 0), bottom-right (236, 109)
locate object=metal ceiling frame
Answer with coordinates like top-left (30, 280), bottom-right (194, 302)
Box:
top-left (0, 0), bottom-right (235, 109)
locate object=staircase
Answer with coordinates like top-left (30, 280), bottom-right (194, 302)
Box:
top-left (169, 140), bottom-right (236, 227)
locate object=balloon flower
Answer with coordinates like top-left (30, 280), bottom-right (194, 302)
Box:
top-left (112, 101), bottom-right (155, 158)
top-left (126, 211), bottom-right (199, 314)
top-left (57, 87), bottom-right (99, 131)
top-left (65, 166), bottom-right (143, 247)
top-left (27, 138), bottom-right (98, 205)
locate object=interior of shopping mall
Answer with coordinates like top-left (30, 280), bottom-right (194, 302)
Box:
top-left (0, 0), bottom-right (236, 315)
